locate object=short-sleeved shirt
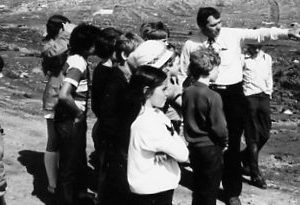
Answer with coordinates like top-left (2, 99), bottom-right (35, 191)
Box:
top-left (63, 54), bottom-right (88, 112)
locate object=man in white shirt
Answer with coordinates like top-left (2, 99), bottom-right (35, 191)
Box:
top-left (180, 6), bottom-right (300, 205)
top-left (242, 42), bottom-right (273, 190)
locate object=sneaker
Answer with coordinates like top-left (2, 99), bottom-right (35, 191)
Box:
top-left (227, 196), bottom-right (241, 205)
top-left (251, 176), bottom-right (267, 189)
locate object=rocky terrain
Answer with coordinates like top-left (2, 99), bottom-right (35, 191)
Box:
top-left (0, 0), bottom-right (299, 204)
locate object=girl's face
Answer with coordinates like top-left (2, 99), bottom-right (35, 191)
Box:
top-left (162, 55), bottom-right (180, 77)
top-left (148, 79), bottom-right (168, 108)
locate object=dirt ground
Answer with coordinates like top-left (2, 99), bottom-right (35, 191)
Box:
top-left (0, 0), bottom-right (300, 204)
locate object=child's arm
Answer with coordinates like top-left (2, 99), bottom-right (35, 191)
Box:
top-left (133, 120), bottom-right (189, 163)
top-left (209, 93), bottom-right (228, 147)
top-left (42, 31), bottom-right (70, 58)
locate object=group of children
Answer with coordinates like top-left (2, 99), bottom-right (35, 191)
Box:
top-left (39, 8), bottom-right (274, 205)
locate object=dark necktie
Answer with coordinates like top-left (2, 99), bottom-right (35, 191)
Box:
top-left (207, 38), bottom-right (215, 51)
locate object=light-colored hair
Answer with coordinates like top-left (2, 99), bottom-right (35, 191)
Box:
top-left (189, 48), bottom-right (220, 79)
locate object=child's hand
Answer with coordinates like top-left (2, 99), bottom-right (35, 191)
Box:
top-left (154, 152), bottom-right (168, 164)
top-left (63, 23), bottom-right (77, 34)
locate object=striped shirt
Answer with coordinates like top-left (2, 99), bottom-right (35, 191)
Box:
top-left (64, 54), bottom-right (88, 111)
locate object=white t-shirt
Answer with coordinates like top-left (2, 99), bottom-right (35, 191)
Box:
top-left (127, 106), bottom-right (189, 194)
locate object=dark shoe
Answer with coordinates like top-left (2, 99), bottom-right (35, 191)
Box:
top-left (241, 165), bottom-right (251, 176)
top-left (227, 196), bottom-right (241, 205)
top-left (251, 176), bottom-right (267, 189)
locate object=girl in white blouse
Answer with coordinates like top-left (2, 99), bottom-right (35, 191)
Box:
top-left (126, 66), bottom-right (189, 205)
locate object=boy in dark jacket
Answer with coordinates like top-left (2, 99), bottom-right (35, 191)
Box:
top-left (182, 48), bottom-right (228, 205)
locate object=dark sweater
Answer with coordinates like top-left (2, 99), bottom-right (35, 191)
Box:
top-left (182, 81), bottom-right (228, 147)
top-left (91, 64), bottom-right (128, 144)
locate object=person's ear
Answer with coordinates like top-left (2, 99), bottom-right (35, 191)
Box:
top-left (143, 86), bottom-right (150, 96)
top-left (121, 51), bottom-right (128, 61)
top-left (143, 86), bottom-right (153, 99)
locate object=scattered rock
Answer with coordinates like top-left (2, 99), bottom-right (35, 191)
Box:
top-left (23, 92), bottom-right (32, 98)
top-left (5, 70), bottom-right (20, 79)
top-left (19, 72), bottom-right (29, 78)
top-left (282, 109), bottom-right (293, 115)
top-left (93, 9), bottom-right (114, 16)
top-left (270, 129), bottom-right (279, 135)
top-left (279, 128), bottom-right (288, 132)
top-left (31, 67), bottom-right (43, 74)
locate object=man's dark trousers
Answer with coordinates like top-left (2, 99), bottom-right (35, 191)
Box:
top-left (211, 82), bottom-right (245, 198)
top-left (244, 92), bottom-right (271, 177)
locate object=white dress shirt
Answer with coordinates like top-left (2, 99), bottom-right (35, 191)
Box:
top-left (180, 27), bottom-right (288, 85)
top-left (242, 51), bottom-right (273, 96)
top-left (127, 106), bottom-right (189, 194)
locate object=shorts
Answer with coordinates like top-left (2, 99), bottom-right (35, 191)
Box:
top-left (45, 118), bottom-right (58, 152)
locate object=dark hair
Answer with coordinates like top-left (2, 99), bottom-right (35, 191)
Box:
top-left (197, 7), bottom-right (220, 28)
top-left (44, 15), bottom-right (70, 41)
top-left (140, 21), bottom-right (170, 40)
top-left (189, 48), bottom-right (220, 79)
top-left (69, 24), bottom-right (101, 56)
top-left (95, 27), bottom-right (123, 59)
top-left (115, 32), bottom-right (144, 65)
top-left (126, 66), bottom-right (167, 120)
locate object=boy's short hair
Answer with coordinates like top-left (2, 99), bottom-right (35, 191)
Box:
top-left (189, 48), bottom-right (220, 79)
top-left (69, 24), bottom-right (101, 56)
top-left (95, 27), bottom-right (123, 59)
top-left (115, 32), bottom-right (144, 65)
top-left (45, 15), bottom-right (71, 41)
top-left (140, 21), bottom-right (170, 40)
top-left (197, 7), bottom-right (220, 29)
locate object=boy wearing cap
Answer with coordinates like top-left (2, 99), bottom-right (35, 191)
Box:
top-left (241, 42), bottom-right (273, 189)
top-left (182, 48), bottom-right (228, 205)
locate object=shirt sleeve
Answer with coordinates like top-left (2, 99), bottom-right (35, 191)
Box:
top-left (42, 31), bottom-right (70, 57)
top-left (208, 93), bottom-right (228, 147)
top-left (180, 40), bottom-right (191, 77)
top-left (63, 55), bottom-right (87, 87)
top-left (132, 117), bottom-right (189, 162)
top-left (238, 27), bottom-right (289, 43)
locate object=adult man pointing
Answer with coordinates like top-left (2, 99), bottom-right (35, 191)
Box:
top-left (180, 6), bottom-right (300, 205)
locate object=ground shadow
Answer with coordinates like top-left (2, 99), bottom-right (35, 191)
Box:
top-left (179, 164), bottom-right (227, 204)
top-left (18, 150), bottom-right (56, 205)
